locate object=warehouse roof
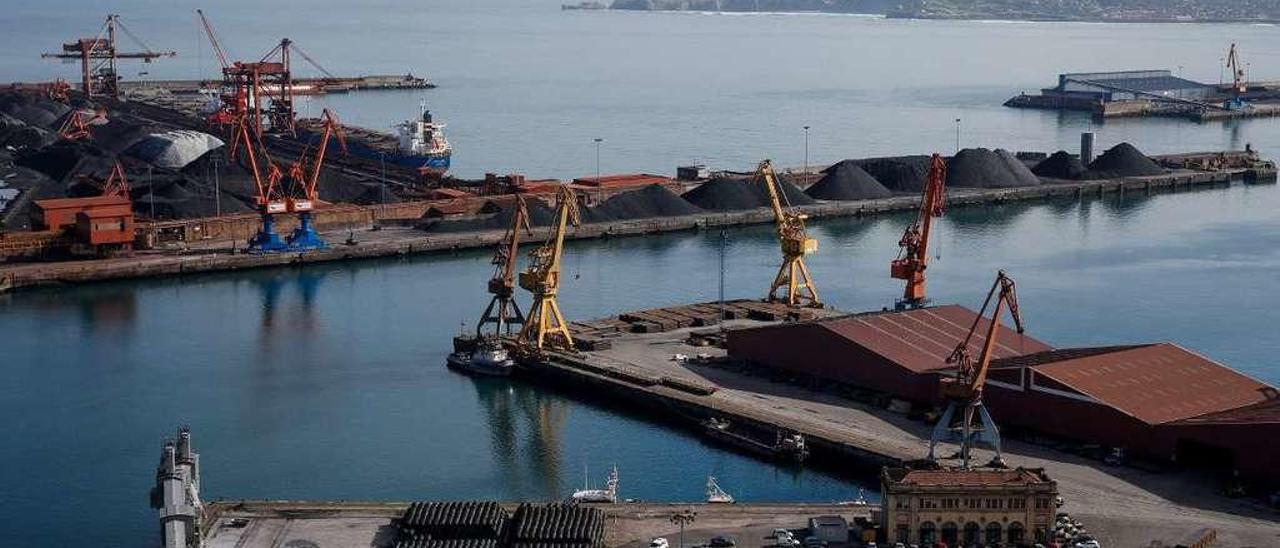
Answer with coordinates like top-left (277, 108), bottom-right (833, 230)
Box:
top-left (1027, 343), bottom-right (1275, 425)
top-left (1067, 75), bottom-right (1209, 94)
top-left (818, 305), bottom-right (1051, 373)
top-left (885, 466), bottom-right (1053, 488)
top-left (1173, 398), bottom-right (1280, 426)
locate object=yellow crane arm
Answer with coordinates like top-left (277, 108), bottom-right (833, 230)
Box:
top-left (758, 160), bottom-right (789, 225)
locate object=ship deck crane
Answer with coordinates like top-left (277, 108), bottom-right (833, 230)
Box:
top-left (41, 14), bottom-right (175, 99)
top-left (479, 196), bottom-right (533, 337)
top-left (1226, 43), bottom-right (1248, 111)
top-left (928, 270), bottom-right (1024, 470)
top-left (517, 187), bottom-right (581, 352)
top-left (757, 160), bottom-right (821, 308)
top-left (228, 113), bottom-right (289, 252)
top-left (891, 153), bottom-right (946, 310)
top-left (285, 108), bottom-right (346, 250)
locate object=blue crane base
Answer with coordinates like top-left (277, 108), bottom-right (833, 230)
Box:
top-left (287, 213), bottom-right (327, 251)
top-left (248, 214), bottom-right (290, 253)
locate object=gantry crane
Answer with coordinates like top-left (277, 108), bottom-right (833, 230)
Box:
top-left (285, 108), bottom-right (347, 250)
top-left (1226, 43), bottom-right (1248, 111)
top-left (891, 153), bottom-right (947, 310)
top-left (757, 160), bottom-right (821, 308)
top-left (41, 15), bottom-right (175, 99)
top-left (479, 196), bottom-right (533, 337)
top-left (196, 10), bottom-right (295, 137)
top-left (228, 113), bottom-right (289, 252)
top-left (928, 270), bottom-right (1024, 470)
top-left (517, 187), bottom-right (581, 352)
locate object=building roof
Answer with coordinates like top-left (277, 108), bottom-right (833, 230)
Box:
top-left (1070, 75), bottom-right (1209, 93)
top-left (1029, 343), bottom-right (1275, 425)
top-left (885, 467), bottom-right (1052, 488)
top-left (990, 345), bottom-right (1148, 370)
top-left (1172, 398), bottom-right (1280, 426)
top-left (573, 174), bottom-right (672, 188)
top-left (34, 195), bottom-right (131, 210)
top-left (817, 305), bottom-right (1052, 373)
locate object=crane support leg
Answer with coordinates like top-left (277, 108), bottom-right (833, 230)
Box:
top-left (478, 297), bottom-right (525, 337)
top-left (249, 213), bottom-right (289, 253)
top-left (287, 212), bottom-right (327, 251)
top-left (928, 401), bottom-right (1005, 468)
top-left (769, 256), bottom-right (820, 308)
top-left (522, 297), bottom-right (574, 351)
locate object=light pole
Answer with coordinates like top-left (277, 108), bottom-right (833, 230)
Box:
top-left (954, 118), bottom-right (961, 153)
top-left (379, 152), bottom-right (388, 219)
top-left (718, 231), bottom-right (727, 331)
top-left (1220, 57), bottom-right (1225, 86)
top-left (593, 138), bottom-right (603, 183)
top-left (148, 166), bottom-right (155, 219)
top-left (212, 156), bottom-right (221, 217)
top-left (803, 125), bottom-right (810, 176)
top-left (670, 510), bottom-right (697, 548)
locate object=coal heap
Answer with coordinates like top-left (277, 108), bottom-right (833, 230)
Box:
top-left (1032, 151), bottom-right (1088, 180)
top-left (946, 148), bottom-right (1040, 188)
top-left (17, 141), bottom-right (117, 183)
top-left (681, 176), bottom-right (814, 211)
top-left (424, 198), bottom-right (558, 233)
top-left (1085, 142), bottom-right (1164, 179)
top-left (806, 160), bottom-right (892, 201)
top-left (853, 156), bottom-right (932, 192)
top-left (583, 184), bottom-right (702, 222)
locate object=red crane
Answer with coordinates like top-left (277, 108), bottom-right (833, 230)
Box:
top-left (41, 14), bottom-right (175, 99)
top-left (928, 270), bottom-right (1024, 469)
top-left (57, 108), bottom-right (105, 141)
top-left (100, 161), bottom-right (130, 198)
top-left (195, 10), bottom-right (294, 137)
top-left (228, 113), bottom-right (289, 251)
top-left (890, 153), bottom-right (947, 310)
top-left (284, 109), bottom-right (346, 249)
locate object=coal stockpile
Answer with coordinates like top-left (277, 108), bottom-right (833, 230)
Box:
top-left (853, 155), bottom-right (932, 192)
top-left (1085, 142), bottom-right (1164, 179)
top-left (582, 184), bottom-right (702, 222)
top-left (0, 112), bottom-right (55, 150)
top-left (424, 199), bottom-right (558, 233)
top-left (681, 176), bottom-right (814, 211)
top-left (397, 501), bottom-right (507, 541)
top-left (509, 503), bottom-right (605, 547)
top-left (1032, 151), bottom-right (1088, 180)
top-left (17, 141), bottom-right (117, 183)
top-left (805, 160), bottom-right (892, 201)
top-left (946, 148), bottom-right (1040, 188)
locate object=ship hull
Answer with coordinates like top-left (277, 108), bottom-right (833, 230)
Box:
top-left (296, 127), bottom-right (451, 175)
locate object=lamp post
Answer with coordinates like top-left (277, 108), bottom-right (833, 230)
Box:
top-left (670, 510), bottom-right (697, 548)
top-left (212, 156), bottom-right (221, 217)
top-left (954, 118), bottom-right (961, 153)
top-left (593, 137), bottom-right (603, 183)
top-left (803, 125), bottom-right (810, 176)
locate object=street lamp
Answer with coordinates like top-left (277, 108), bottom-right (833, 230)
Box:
top-left (212, 156), bottom-right (221, 217)
top-left (803, 125), bottom-right (810, 176)
top-left (593, 138), bottom-right (603, 183)
top-left (670, 509), bottom-right (697, 548)
top-left (954, 118), bottom-right (962, 153)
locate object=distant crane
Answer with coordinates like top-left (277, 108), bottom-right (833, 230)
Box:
top-left (285, 108), bottom-right (346, 250)
top-left (891, 154), bottom-right (947, 310)
top-left (41, 14), bottom-right (176, 99)
top-left (57, 108), bottom-right (105, 141)
top-left (928, 270), bottom-right (1024, 470)
top-left (517, 187), bottom-right (581, 352)
top-left (479, 195), bottom-right (533, 337)
top-left (195, 9), bottom-right (295, 137)
top-left (228, 113), bottom-right (289, 252)
top-left (756, 160), bottom-right (820, 308)
top-left (1226, 43), bottom-right (1248, 110)
top-left (74, 160), bottom-right (131, 199)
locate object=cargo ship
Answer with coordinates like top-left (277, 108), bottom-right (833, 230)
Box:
top-left (296, 102), bottom-right (452, 176)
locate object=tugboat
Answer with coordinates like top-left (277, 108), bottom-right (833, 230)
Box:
top-left (446, 336), bottom-right (515, 377)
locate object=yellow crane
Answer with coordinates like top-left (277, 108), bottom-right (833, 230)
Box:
top-left (517, 186), bottom-right (581, 351)
top-left (757, 160), bottom-right (821, 308)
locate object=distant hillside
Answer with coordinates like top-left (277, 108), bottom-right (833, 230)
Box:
top-left (610, 0), bottom-right (1280, 22)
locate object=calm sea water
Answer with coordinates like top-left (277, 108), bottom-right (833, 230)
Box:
top-left (3, 2), bottom-right (1280, 546)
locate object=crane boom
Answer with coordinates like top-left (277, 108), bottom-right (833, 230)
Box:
top-left (929, 270), bottom-right (1024, 469)
top-left (757, 160), bottom-right (821, 308)
top-left (196, 9), bottom-right (229, 70)
top-left (891, 153), bottom-right (946, 309)
top-left (478, 196), bottom-right (534, 337)
top-left (517, 187), bottom-right (581, 351)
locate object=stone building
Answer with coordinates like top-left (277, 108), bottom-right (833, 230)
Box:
top-left (880, 467), bottom-right (1057, 546)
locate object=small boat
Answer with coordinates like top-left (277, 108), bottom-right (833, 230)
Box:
top-left (706, 476), bottom-right (734, 504)
top-left (446, 336), bottom-right (515, 377)
top-left (572, 465), bottom-right (619, 503)
top-left (701, 418), bottom-right (809, 463)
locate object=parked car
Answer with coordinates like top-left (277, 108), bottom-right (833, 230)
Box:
top-left (771, 529), bottom-right (793, 540)
top-left (709, 536), bottom-right (736, 548)
top-left (650, 538), bottom-right (670, 548)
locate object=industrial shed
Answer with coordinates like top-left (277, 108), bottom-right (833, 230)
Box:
top-left (1048, 70), bottom-right (1213, 102)
top-left (725, 305), bottom-right (1051, 403)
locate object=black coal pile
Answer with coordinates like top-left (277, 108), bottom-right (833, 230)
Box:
top-left (0, 113), bottom-right (54, 150)
top-left (853, 156), bottom-right (932, 192)
top-left (681, 176), bottom-right (814, 211)
top-left (946, 148), bottom-right (1040, 188)
top-left (1085, 142), bottom-right (1164, 179)
top-left (806, 161), bottom-right (892, 200)
top-left (89, 119), bottom-right (154, 154)
top-left (16, 140), bottom-right (117, 183)
top-left (1032, 151), bottom-right (1088, 180)
top-left (424, 198), bottom-right (558, 233)
top-left (583, 184), bottom-right (702, 222)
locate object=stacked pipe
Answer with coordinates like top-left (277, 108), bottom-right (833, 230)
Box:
top-left (508, 503), bottom-right (605, 548)
top-left (396, 501), bottom-right (507, 544)
top-left (396, 539), bottom-right (501, 548)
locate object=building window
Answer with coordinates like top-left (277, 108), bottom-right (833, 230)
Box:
top-left (895, 525), bottom-right (909, 544)
top-left (941, 498), bottom-right (959, 509)
top-left (1035, 497), bottom-right (1051, 509)
top-left (965, 498), bottom-right (981, 510)
top-left (962, 522), bottom-right (981, 545)
top-left (985, 522), bottom-right (1002, 544)
top-left (920, 522), bottom-right (937, 544)
top-left (941, 522), bottom-right (959, 545)
top-left (895, 497), bottom-right (910, 509)
top-left (1008, 498), bottom-right (1026, 510)
top-left (1008, 522), bottom-right (1026, 544)
top-left (985, 498), bottom-right (1004, 510)
top-left (920, 498), bottom-right (938, 509)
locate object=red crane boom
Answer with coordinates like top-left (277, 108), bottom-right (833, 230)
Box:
top-left (288, 109), bottom-right (347, 213)
top-left (891, 153), bottom-right (946, 309)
